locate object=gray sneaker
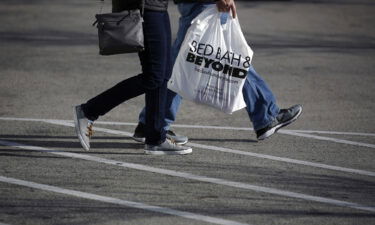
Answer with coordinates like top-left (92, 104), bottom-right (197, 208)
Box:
top-left (256, 104), bottom-right (303, 140)
top-left (144, 139), bottom-right (192, 155)
top-left (73, 105), bottom-right (94, 151)
top-left (166, 130), bottom-right (188, 145)
top-left (132, 123), bottom-right (188, 145)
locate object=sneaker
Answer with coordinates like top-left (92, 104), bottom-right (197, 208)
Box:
top-left (166, 130), bottom-right (188, 145)
top-left (73, 105), bottom-right (94, 151)
top-left (256, 104), bottom-right (303, 140)
top-left (144, 139), bottom-right (192, 155)
top-left (132, 123), bottom-right (188, 145)
top-left (132, 123), bottom-right (146, 143)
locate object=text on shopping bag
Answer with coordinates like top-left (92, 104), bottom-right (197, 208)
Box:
top-left (186, 40), bottom-right (251, 79)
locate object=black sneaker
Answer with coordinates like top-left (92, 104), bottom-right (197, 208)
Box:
top-left (132, 123), bottom-right (189, 145)
top-left (132, 123), bottom-right (146, 143)
top-left (256, 104), bottom-right (302, 140)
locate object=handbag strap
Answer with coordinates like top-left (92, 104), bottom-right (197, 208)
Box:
top-left (92, 0), bottom-right (144, 26)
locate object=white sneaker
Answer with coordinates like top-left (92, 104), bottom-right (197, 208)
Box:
top-left (73, 105), bottom-right (94, 151)
top-left (144, 139), bottom-right (192, 155)
top-left (166, 130), bottom-right (188, 145)
top-left (132, 123), bottom-right (188, 145)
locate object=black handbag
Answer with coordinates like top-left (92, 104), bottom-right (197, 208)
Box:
top-left (93, 1), bottom-right (145, 55)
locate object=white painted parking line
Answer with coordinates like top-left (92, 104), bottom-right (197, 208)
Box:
top-left (285, 130), bottom-right (375, 137)
top-left (2, 116), bottom-right (375, 150)
top-left (0, 176), bottom-right (250, 225)
top-left (43, 120), bottom-right (375, 178)
top-left (0, 222), bottom-right (12, 225)
top-left (85, 120), bottom-right (375, 149)
top-left (280, 130), bottom-right (375, 149)
top-left (187, 142), bottom-right (375, 177)
top-left (1, 116), bottom-right (375, 137)
top-left (2, 117), bottom-right (374, 177)
top-left (2, 117), bottom-right (375, 176)
top-left (0, 139), bottom-right (374, 213)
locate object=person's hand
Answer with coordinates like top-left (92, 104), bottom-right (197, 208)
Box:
top-left (216, 0), bottom-right (237, 18)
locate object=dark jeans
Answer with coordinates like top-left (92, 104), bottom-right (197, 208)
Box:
top-left (82, 10), bottom-right (171, 145)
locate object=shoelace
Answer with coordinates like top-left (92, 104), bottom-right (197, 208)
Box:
top-left (167, 137), bottom-right (177, 146)
top-left (86, 121), bottom-right (94, 138)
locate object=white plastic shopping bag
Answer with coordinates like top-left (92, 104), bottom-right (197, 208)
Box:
top-left (168, 6), bottom-right (253, 114)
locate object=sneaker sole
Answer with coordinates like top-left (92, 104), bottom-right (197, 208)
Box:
top-left (132, 136), bottom-right (146, 143)
top-left (73, 106), bottom-right (90, 151)
top-left (132, 135), bottom-right (188, 146)
top-left (257, 107), bottom-right (303, 140)
top-left (144, 148), bottom-right (192, 155)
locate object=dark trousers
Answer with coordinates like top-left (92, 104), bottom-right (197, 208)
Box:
top-left (82, 10), bottom-right (171, 145)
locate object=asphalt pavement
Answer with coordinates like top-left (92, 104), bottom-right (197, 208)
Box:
top-left (0, 0), bottom-right (374, 225)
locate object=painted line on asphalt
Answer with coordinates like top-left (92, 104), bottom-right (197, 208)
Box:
top-left (1, 117), bottom-right (375, 176)
top-left (44, 120), bottom-right (375, 177)
top-left (1, 116), bottom-right (375, 137)
top-left (187, 142), bottom-right (375, 177)
top-left (1, 139), bottom-right (374, 213)
top-left (280, 130), bottom-right (375, 149)
top-left (80, 119), bottom-right (375, 149)
top-left (98, 122), bottom-right (375, 137)
top-left (0, 222), bottom-right (12, 225)
top-left (0, 175), bottom-right (250, 225)
top-left (2, 118), bottom-right (373, 177)
top-left (286, 130), bottom-right (375, 137)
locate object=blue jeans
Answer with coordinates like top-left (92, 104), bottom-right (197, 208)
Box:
top-left (139, 3), bottom-right (279, 131)
top-left (82, 10), bottom-right (171, 145)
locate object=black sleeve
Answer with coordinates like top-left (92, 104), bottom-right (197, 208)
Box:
top-left (174, 0), bottom-right (218, 4)
top-left (112, 0), bottom-right (142, 12)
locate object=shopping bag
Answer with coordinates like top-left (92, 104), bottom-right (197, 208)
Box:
top-left (168, 6), bottom-right (253, 114)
